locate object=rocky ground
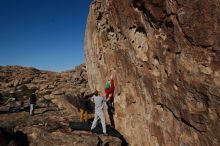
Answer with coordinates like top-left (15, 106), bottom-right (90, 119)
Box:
top-left (0, 65), bottom-right (123, 146)
top-left (0, 102), bottom-right (121, 146)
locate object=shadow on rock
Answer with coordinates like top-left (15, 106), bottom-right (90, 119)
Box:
top-left (12, 131), bottom-right (29, 146)
top-left (0, 128), bottom-right (29, 146)
top-left (69, 119), bottom-right (129, 146)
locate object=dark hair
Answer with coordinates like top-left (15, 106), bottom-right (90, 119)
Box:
top-left (81, 92), bottom-right (85, 97)
top-left (94, 90), bottom-right (98, 96)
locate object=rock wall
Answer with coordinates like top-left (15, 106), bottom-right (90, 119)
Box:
top-left (84, 0), bottom-right (220, 145)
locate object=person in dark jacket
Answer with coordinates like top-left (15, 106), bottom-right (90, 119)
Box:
top-left (30, 92), bottom-right (37, 116)
top-left (79, 92), bottom-right (94, 123)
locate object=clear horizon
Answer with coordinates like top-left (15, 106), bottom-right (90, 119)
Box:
top-left (0, 0), bottom-right (92, 72)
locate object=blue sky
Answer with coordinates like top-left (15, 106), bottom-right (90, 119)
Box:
top-left (0, 0), bottom-right (92, 72)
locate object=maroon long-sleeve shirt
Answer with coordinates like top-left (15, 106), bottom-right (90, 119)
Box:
top-left (105, 79), bottom-right (115, 102)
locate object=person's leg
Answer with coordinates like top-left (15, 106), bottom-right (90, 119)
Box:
top-left (80, 109), bottom-right (84, 122)
top-left (107, 101), bottom-right (115, 128)
top-left (106, 101), bottom-right (111, 114)
top-left (33, 104), bottom-right (35, 115)
top-left (109, 115), bottom-right (115, 128)
top-left (84, 110), bottom-right (88, 123)
top-left (107, 101), bottom-right (115, 115)
top-left (110, 101), bottom-right (115, 114)
top-left (91, 113), bottom-right (99, 130)
top-left (111, 102), bottom-right (115, 114)
top-left (99, 111), bottom-right (106, 134)
top-left (30, 104), bottom-right (33, 115)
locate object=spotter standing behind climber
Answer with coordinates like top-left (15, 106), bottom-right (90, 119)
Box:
top-left (90, 90), bottom-right (107, 135)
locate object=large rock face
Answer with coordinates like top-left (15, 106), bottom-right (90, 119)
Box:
top-left (84, 0), bottom-right (220, 145)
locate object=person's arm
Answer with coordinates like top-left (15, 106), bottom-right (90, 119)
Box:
top-left (85, 91), bottom-right (96, 99)
top-left (90, 91), bottom-right (96, 97)
top-left (102, 96), bottom-right (107, 102)
top-left (109, 79), bottom-right (115, 93)
top-left (90, 95), bottom-right (94, 102)
top-left (105, 79), bottom-right (115, 100)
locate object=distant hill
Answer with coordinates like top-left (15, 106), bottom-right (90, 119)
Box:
top-left (0, 64), bottom-right (90, 111)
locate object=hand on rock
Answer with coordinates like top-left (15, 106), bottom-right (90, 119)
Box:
top-left (110, 74), bottom-right (113, 80)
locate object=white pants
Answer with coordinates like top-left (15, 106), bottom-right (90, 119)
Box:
top-left (30, 104), bottom-right (35, 115)
top-left (91, 111), bottom-right (106, 134)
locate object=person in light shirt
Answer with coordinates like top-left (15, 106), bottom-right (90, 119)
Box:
top-left (90, 90), bottom-right (107, 135)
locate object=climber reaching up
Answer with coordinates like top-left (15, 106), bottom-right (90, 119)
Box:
top-left (105, 74), bottom-right (115, 128)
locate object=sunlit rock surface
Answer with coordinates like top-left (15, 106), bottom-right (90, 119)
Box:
top-left (84, 0), bottom-right (220, 145)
